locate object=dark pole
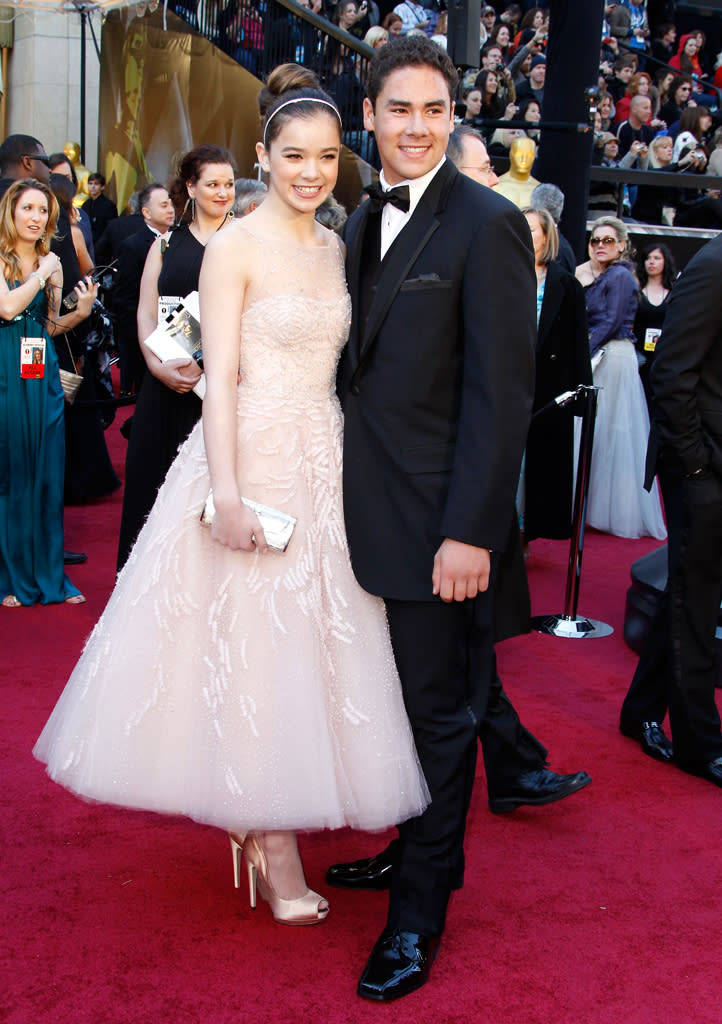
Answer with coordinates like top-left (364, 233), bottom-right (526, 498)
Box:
top-left (80, 8), bottom-right (87, 162)
top-left (530, 386), bottom-right (614, 639)
top-left (534, 0), bottom-right (605, 261)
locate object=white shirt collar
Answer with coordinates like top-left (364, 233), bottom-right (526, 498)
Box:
top-left (379, 155), bottom-right (446, 218)
top-left (377, 156), bottom-right (446, 259)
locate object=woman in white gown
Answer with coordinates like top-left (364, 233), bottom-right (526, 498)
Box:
top-left (576, 217), bottom-right (666, 540)
top-left (34, 68), bottom-right (429, 926)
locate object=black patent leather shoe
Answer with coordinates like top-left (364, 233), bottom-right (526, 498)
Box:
top-left (325, 839), bottom-right (397, 890)
top-left (620, 719), bottom-right (674, 762)
top-left (679, 756), bottom-right (722, 787)
top-left (487, 767), bottom-right (592, 814)
top-left (357, 928), bottom-right (441, 1002)
top-left (63, 550), bottom-right (87, 565)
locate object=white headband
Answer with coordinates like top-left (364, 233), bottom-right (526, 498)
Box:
top-left (263, 97), bottom-right (342, 146)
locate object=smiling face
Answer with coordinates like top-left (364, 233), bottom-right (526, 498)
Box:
top-left (684, 36), bottom-right (698, 56)
top-left (483, 46), bottom-right (503, 69)
top-left (485, 71), bottom-right (499, 94)
top-left (13, 187), bottom-right (50, 245)
top-left (363, 65), bottom-right (455, 186)
top-left (187, 162), bottom-right (236, 221)
top-left (495, 25), bottom-right (510, 47)
top-left (257, 112), bottom-right (340, 214)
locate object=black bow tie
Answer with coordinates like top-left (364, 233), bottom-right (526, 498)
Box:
top-left (364, 181), bottom-right (411, 214)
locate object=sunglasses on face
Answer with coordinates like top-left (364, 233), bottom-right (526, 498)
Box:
top-left (22, 154), bottom-right (52, 167)
top-left (590, 236), bottom-right (618, 246)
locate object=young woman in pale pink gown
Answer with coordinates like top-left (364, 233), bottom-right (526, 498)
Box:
top-left (34, 69), bottom-right (428, 927)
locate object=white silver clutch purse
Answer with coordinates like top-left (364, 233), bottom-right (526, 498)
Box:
top-left (200, 491), bottom-right (296, 553)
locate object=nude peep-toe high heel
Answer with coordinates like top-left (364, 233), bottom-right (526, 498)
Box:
top-left (230, 834), bottom-right (329, 926)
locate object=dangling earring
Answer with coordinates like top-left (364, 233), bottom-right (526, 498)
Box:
top-left (190, 196), bottom-right (196, 222)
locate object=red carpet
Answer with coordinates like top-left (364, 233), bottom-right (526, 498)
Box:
top-left (3, 406), bottom-right (722, 1024)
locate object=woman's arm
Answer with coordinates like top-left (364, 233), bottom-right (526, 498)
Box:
top-left (45, 270), bottom-right (98, 336)
top-left (200, 224), bottom-right (266, 552)
top-left (136, 236), bottom-right (201, 393)
top-left (0, 251), bottom-right (60, 321)
top-left (71, 224), bottom-right (94, 276)
top-left (588, 265), bottom-right (637, 354)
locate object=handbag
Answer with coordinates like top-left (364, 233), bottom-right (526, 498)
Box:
top-left (58, 333), bottom-right (83, 404)
top-left (200, 491), bottom-right (297, 553)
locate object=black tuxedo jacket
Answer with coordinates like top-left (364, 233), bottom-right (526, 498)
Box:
top-left (525, 261), bottom-right (591, 541)
top-left (94, 213), bottom-right (145, 267)
top-left (338, 160), bottom-right (536, 601)
top-left (646, 232), bottom-right (722, 488)
top-left (82, 193), bottom-right (118, 243)
top-left (112, 224), bottom-right (156, 337)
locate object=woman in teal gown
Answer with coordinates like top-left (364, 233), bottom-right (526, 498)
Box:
top-left (0, 179), bottom-right (98, 606)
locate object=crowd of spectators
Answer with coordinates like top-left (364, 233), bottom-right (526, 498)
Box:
top-left (166, 0), bottom-right (722, 227)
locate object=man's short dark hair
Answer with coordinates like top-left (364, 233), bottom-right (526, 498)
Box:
top-left (88, 172), bottom-right (106, 186)
top-left (366, 35), bottom-right (459, 109)
top-left (0, 134), bottom-right (45, 175)
top-left (138, 182), bottom-right (166, 211)
top-left (613, 55), bottom-right (636, 72)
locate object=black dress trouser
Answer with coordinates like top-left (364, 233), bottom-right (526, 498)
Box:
top-left (383, 591), bottom-right (494, 936)
top-left (622, 468), bottom-right (722, 765)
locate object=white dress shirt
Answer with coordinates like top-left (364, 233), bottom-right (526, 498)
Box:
top-left (378, 156), bottom-right (446, 260)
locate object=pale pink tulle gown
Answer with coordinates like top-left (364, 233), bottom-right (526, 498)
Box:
top-left (34, 223), bottom-right (429, 833)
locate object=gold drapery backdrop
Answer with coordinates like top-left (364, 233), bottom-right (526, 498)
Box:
top-left (100, 8), bottom-right (368, 214)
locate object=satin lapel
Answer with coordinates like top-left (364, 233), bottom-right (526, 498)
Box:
top-left (344, 202), bottom-right (371, 374)
top-left (359, 216), bottom-right (440, 363)
top-left (358, 161), bottom-right (456, 364)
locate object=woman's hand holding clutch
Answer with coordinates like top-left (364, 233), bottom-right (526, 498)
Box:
top-left (209, 495), bottom-right (268, 553)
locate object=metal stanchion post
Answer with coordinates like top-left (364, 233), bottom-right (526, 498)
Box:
top-left (531, 384), bottom-right (614, 638)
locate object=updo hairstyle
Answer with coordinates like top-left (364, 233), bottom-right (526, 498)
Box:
top-left (258, 64), bottom-right (341, 151)
top-left (168, 144), bottom-right (237, 222)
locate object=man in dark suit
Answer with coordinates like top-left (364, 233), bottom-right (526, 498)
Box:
top-left (328, 125), bottom-right (590, 898)
top-left (337, 36), bottom-right (537, 1001)
top-left (82, 173), bottom-right (118, 244)
top-left (94, 201), bottom-right (144, 268)
top-left (621, 233), bottom-right (722, 788)
top-left (113, 183), bottom-right (175, 395)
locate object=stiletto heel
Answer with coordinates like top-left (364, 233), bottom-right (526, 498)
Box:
top-left (243, 835), bottom-right (329, 926)
top-left (228, 833), bottom-right (246, 890)
top-left (247, 859), bottom-right (258, 909)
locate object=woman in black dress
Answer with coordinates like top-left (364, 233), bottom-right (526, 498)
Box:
top-left (633, 242), bottom-right (676, 410)
top-left (117, 145), bottom-right (236, 569)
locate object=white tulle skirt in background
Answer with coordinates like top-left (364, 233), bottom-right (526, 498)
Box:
top-left (585, 340), bottom-right (667, 540)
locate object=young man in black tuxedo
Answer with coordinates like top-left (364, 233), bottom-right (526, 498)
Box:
top-left (337, 36), bottom-right (537, 1001)
top-left (328, 124), bottom-right (591, 897)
